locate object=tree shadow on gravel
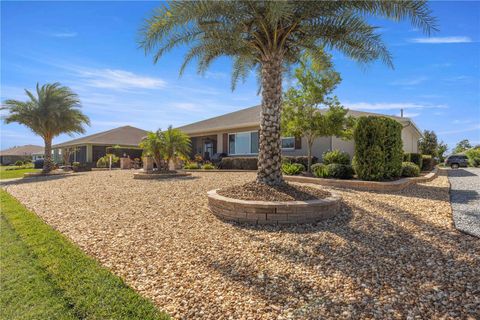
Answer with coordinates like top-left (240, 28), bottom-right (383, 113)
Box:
top-left (212, 199), bottom-right (479, 318)
top-left (450, 189), bottom-right (479, 204)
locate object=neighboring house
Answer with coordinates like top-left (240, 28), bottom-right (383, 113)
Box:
top-left (52, 126), bottom-right (148, 165)
top-left (0, 144), bottom-right (44, 165)
top-left (177, 105), bottom-right (422, 160)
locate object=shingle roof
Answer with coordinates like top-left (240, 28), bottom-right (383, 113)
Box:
top-left (0, 144), bottom-right (44, 156)
top-left (177, 105), bottom-right (421, 135)
top-left (53, 126), bottom-right (149, 148)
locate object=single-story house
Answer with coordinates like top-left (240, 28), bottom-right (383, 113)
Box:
top-left (0, 144), bottom-right (44, 165)
top-left (52, 126), bottom-right (148, 165)
top-left (177, 105), bottom-right (421, 160)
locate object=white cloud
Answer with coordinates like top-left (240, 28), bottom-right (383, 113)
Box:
top-left (438, 124), bottom-right (480, 135)
top-left (76, 68), bottom-right (167, 90)
top-left (410, 36), bottom-right (473, 44)
top-left (51, 32), bottom-right (78, 38)
top-left (344, 102), bottom-right (448, 111)
top-left (171, 102), bottom-right (200, 111)
top-left (391, 76), bottom-right (428, 86)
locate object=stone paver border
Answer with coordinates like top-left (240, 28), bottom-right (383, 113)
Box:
top-left (23, 171), bottom-right (73, 178)
top-left (284, 167), bottom-right (440, 192)
top-left (207, 184), bottom-right (341, 224)
top-left (133, 172), bottom-right (192, 180)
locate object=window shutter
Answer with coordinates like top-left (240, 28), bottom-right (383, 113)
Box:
top-left (222, 133), bottom-right (228, 153)
top-left (294, 136), bottom-right (302, 149)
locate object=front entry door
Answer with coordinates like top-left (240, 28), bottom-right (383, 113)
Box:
top-left (204, 142), bottom-right (213, 160)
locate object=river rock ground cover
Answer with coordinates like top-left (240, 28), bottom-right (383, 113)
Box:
top-left (2, 171), bottom-right (478, 319)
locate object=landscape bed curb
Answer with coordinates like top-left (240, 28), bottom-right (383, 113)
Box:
top-left (133, 172), bottom-right (192, 179)
top-left (284, 167), bottom-right (440, 192)
top-left (207, 184), bottom-right (341, 225)
top-left (183, 169), bottom-right (257, 173)
top-left (23, 171), bottom-right (73, 178)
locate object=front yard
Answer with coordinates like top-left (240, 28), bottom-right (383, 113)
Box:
top-left (0, 165), bottom-right (39, 180)
top-left (2, 170), bottom-right (479, 319)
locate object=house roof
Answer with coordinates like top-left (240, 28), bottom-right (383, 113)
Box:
top-left (53, 126), bottom-right (149, 148)
top-left (177, 105), bottom-right (422, 136)
top-left (0, 144), bottom-right (44, 156)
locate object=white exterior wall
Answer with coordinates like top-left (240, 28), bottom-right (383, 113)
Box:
top-left (401, 126), bottom-right (420, 153)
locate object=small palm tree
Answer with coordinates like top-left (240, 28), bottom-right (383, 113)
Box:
top-left (159, 126), bottom-right (191, 170)
top-left (2, 83), bottom-right (90, 173)
top-left (139, 130), bottom-right (165, 170)
top-left (140, 1), bottom-right (437, 185)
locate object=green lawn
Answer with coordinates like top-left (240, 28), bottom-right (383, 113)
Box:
top-left (0, 166), bottom-right (39, 180)
top-left (0, 190), bottom-right (170, 320)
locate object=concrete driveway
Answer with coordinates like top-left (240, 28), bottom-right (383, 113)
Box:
top-left (448, 167), bottom-right (480, 237)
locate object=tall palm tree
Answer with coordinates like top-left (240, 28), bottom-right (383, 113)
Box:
top-left (140, 1), bottom-right (437, 185)
top-left (2, 83), bottom-right (90, 173)
top-left (159, 126), bottom-right (191, 170)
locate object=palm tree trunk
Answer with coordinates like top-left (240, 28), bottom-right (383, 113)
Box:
top-left (257, 56), bottom-right (283, 185)
top-left (43, 138), bottom-right (54, 173)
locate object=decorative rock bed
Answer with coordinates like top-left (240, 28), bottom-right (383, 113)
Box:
top-left (133, 171), bottom-right (192, 180)
top-left (207, 184), bottom-right (341, 224)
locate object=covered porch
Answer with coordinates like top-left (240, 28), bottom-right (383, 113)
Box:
top-left (190, 134), bottom-right (220, 161)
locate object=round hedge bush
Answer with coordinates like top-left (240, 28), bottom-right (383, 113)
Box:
top-left (401, 162), bottom-right (420, 177)
top-left (14, 160), bottom-right (24, 166)
top-left (281, 162), bottom-right (305, 175)
top-left (322, 149), bottom-right (350, 165)
top-left (326, 164), bottom-right (354, 179)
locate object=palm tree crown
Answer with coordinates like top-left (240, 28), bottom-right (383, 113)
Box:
top-left (140, 1), bottom-right (437, 185)
top-left (2, 83), bottom-right (90, 172)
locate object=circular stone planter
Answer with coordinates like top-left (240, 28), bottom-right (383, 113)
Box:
top-left (207, 185), bottom-right (341, 225)
top-left (133, 172), bottom-right (191, 180)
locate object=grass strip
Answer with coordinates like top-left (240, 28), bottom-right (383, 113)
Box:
top-left (0, 190), bottom-right (170, 319)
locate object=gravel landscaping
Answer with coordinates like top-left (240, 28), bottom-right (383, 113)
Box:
top-left (2, 170), bottom-right (479, 319)
top-left (448, 168), bottom-right (480, 237)
top-left (217, 181), bottom-right (331, 201)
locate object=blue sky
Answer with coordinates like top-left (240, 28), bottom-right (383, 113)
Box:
top-left (1, 1), bottom-right (479, 151)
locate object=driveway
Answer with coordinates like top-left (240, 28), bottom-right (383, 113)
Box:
top-left (448, 168), bottom-right (480, 237)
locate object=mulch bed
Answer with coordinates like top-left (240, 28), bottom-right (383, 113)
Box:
top-left (217, 181), bottom-right (330, 201)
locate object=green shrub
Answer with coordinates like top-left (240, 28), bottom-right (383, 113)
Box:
top-left (353, 116), bottom-right (402, 181)
top-left (311, 163), bottom-right (328, 178)
top-left (325, 164), bottom-right (354, 179)
top-left (421, 155), bottom-right (436, 171)
top-left (218, 157), bottom-right (257, 170)
top-left (281, 162), bottom-right (305, 175)
top-left (183, 162), bottom-right (200, 169)
top-left (383, 119), bottom-right (403, 179)
top-left (14, 160), bottom-right (24, 166)
top-left (406, 153), bottom-right (423, 169)
top-left (322, 149), bottom-right (350, 165)
top-left (282, 156), bottom-right (318, 168)
top-left (401, 162), bottom-right (420, 177)
top-left (201, 163), bottom-right (215, 170)
top-left (465, 148), bottom-right (480, 167)
top-left (403, 153), bottom-right (410, 162)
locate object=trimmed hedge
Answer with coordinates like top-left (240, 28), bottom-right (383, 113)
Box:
top-left (353, 116), bottom-right (403, 181)
top-left (401, 162), bottom-right (420, 177)
top-left (218, 157), bottom-right (258, 170)
top-left (322, 150), bottom-right (350, 165)
top-left (282, 156), bottom-right (318, 168)
top-left (281, 162), bottom-right (305, 175)
top-left (421, 155), bottom-right (436, 171)
top-left (405, 153), bottom-right (422, 169)
top-left (326, 164), bottom-right (354, 179)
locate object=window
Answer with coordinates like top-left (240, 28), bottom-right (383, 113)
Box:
top-left (228, 131), bottom-right (259, 155)
top-left (281, 137), bottom-right (295, 150)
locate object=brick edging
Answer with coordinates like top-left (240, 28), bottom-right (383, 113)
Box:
top-left (207, 184), bottom-right (341, 225)
top-left (284, 167), bottom-right (440, 191)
